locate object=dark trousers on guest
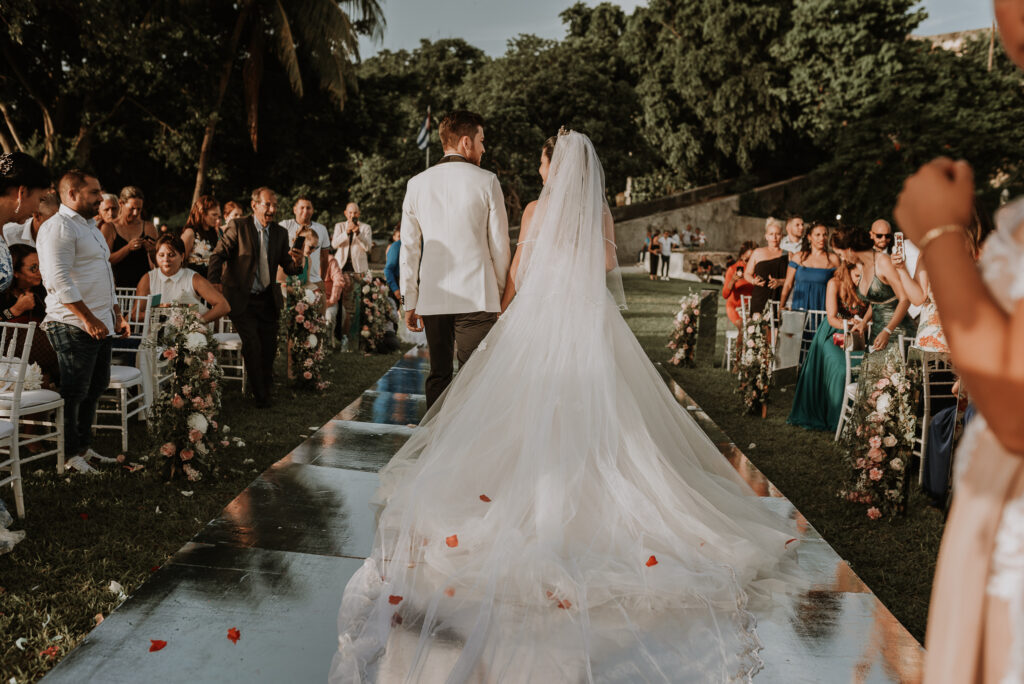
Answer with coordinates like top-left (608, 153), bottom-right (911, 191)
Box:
top-left (422, 311), bottom-right (497, 409)
top-left (648, 253), bottom-right (660, 277)
top-left (230, 289), bottom-right (279, 404)
top-left (45, 322), bottom-right (112, 455)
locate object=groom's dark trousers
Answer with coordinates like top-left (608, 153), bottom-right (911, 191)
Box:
top-left (422, 312), bottom-right (497, 408)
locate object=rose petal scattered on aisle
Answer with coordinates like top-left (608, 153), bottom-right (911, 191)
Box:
top-left (14, 637), bottom-right (27, 651)
top-left (479, 495), bottom-right (491, 502)
top-left (785, 538), bottom-right (798, 548)
top-left (227, 627), bottom-right (240, 644)
top-left (39, 645), bottom-right (59, 659)
top-left (645, 555), bottom-right (658, 567)
top-left (149, 640), bottom-right (167, 652)
top-left (445, 535), bottom-right (459, 548)
top-left (444, 587), bottom-right (455, 597)
top-left (391, 614), bottom-right (403, 627)
top-left (388, 595), bottom-right (403, 605)
top-left (94, 613), bottom-right (104, 626)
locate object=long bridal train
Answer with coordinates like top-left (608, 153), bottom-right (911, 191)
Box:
top-left (330, 132), bottom-right (803, 683)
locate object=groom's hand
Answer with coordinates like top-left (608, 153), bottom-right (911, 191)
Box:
top-left (405, 309), bottom-right (423, 332)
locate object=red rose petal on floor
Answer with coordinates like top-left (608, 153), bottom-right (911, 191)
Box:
top-left (388, 595), bottom-right (403, 605)
top-left (79, 513), bottom-right (88, 520)
top-left (40, 645), bottom-right (59, 659)
top-left (557, 599), bottom-right (572, 610)
top-left (785, 538), bottom-right (798, 547)
top-left (227, 628), bottom-right (240, 644)
top-left (444, 587), bottom-right (455, 597)
top-left (645, 555), bottom-right (658, 567)
top-left (149, 640), bottom-right (167, 652)
top-left (150, 566), bottom-right (159, 572)
top-left (391, 613), bottom-right (403, 627)
top-left (479, 495), bottom-right (491, 502)
top-left (445, 534), bottom-right (459, 548)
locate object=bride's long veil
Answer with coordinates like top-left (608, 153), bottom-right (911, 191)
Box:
top-left (331, 132), bottom-right (801, 684)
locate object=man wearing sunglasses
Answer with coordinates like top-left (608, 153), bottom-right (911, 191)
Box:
top-left (870, 219), bottom-right (893, 254)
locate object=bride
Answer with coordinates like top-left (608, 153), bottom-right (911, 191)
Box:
top-left (330, 130), bottom-right (801, 683)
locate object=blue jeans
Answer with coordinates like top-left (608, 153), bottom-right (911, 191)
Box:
top-left (44, 322), bottom-right (112, 456)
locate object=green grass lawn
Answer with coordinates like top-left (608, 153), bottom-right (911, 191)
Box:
top-left (0, 346), bottom-right (404, 683)
top-left (619, 271), bottom-right (943, 643)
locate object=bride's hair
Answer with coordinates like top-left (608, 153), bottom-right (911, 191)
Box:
top-left (542, 136), bottom-right (557, 161)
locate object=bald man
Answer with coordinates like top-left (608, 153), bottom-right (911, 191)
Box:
top-left (332, 203), bottom-right (374, 273)
top-left (870, 219), bottom-right (893, 254)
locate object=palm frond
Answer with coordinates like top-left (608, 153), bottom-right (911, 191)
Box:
top-left (267, 0), bottom-right (305, 98)
top-left (242, 20), bottom-right (266, 151)
top-left (285, 0), bottom-right (367, 108)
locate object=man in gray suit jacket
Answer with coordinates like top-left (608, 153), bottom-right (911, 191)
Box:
top-left (208, 187), bottom-right (303, 407)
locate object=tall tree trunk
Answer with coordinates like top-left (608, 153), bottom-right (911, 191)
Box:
top-left (0, 126), bottom-right (13, 154)
top-left (0, 40), bottom-right (56, 163)
top-left (0, 101), bottom-right (25, 152)
top-left (192, 3), bottom-right (253, 205)
top-left (71, 95), bottom-right (126, 167)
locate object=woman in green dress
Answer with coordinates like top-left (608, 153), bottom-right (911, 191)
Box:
top-left (788, 258), bottom-right (870, 431)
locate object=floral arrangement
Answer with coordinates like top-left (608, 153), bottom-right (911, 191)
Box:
top-left (735, 313), bottom-right (774, 415)
top-left (667, 293), bottom-right (701, 367)
top-left (282, 276), bottom-right (329, 390)
top-left (189, 236), bottom-right (214, 267)
top-left (149, 307), bottom-right (226, 482)
top-left (838, 348), bottom-right (919, 520)
top-left (358, 272), bottom-right (400, 353)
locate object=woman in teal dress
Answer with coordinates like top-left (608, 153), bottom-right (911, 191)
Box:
top-left (788, 261), bottom-right (870, 431)
top-left (779, 222), bottom-right (839, 312)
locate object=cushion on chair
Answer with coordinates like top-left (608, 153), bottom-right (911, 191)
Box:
top-left (725, 329), bottom-right (738, 340)
top-left (0, 388), bottom-right (63, 410)
top-left (109, 365), bottom-right (142, 387)
top-left (0, 420), bottom-right (15, 439)
top-left (844, 382), bottom-right (859, 399)
top-left (213, 332), bottom-right (242, 349)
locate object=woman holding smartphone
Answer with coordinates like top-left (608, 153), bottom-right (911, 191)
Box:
top-left (101, 185), bottom-right (158, 290)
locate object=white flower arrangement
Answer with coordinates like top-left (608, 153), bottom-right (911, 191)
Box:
top-left (187, 413), bottom-right (208, 434)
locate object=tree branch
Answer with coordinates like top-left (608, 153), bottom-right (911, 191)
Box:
top-left (0, 100), bottom-right (25, 151)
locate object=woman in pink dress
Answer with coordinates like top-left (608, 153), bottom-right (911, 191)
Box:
top-left (894, 4), bottom-right (1024, 680)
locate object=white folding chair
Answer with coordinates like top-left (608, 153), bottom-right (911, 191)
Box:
top-left (213, 317), bottom-right (246, 392)
top-left (723, 328), bottom-right (738, 370)
top-left (834, 320), bottom-right (871, 442)
top-left (115, 287), bottom-right (137, 303)
top-left (799, 309), bottom-right (828, 367)
top-left (0, 322), bottom-right (37, 518)
top-left (94, 294), bottom-right (153, 451)
top-left (911, 348), bottom-right (957, 485)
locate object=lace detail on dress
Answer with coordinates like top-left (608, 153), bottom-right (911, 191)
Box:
top-left (987, 495), bottom-right (1024, 684)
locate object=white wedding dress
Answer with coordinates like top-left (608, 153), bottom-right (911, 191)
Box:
top-left (330, 132), bottom-right (802, 683)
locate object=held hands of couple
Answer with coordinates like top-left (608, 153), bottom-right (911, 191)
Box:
top-left (894, 157), bottom-right (975, 247)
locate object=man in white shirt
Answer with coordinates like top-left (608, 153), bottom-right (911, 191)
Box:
top-left (38, 170), bottom-right (129, 473)
top-left (278, 196), bottom-right (329, 284)
top-left (2, 190), bottom-right (58, 247)
top-left (657, 230), bottom-right (673, 280)
top-left (779, 216), bottom-right (805, 254)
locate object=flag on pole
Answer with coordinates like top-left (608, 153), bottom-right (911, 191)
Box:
top-left (416, 108), bottom-right (431, 150)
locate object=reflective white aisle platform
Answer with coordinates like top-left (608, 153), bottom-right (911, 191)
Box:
top-left (42, 347), bottom-right (924, 683)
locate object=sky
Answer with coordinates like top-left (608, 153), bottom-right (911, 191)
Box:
top-left (357, 0), bottom-right (994, 59)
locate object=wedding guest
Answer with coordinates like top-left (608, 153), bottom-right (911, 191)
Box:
top-left (322, 247), bottom-right (346, 349)
top-left (95, 193), bottom-right (119, 229)
top-left (657, 229), bottom-right (672, 280)
top-left (276, 225), bottom-right (320, 286)
top-left (744, 217), bottom-right (788, 315)
top-left (207, 187), bottom-right (303, 407)
top-left (870, 219), bottom-right (894, 254)
top-left (779, 222), bottom-right (839, 311)
top-left (647, 231), bottom-right (660, 281)
top-left (385, 226), bottom-right (401, 302)
top-left (893, 8), bottom-right (1024, 675)
top-left (0, 152), bottom-right (50, 227)
top-left (0, 152), bottom-right (50, 294)
top-left (787, 260), bottom-right (870, 432)
top-left (779, 215), bottom-right (805, 254)
top-left (1, 245), bottom-right (59, 386)
top-left (696, 228), bottom-right (708, 248)
top-left (39, 170), bottom-right (130, 473)
top-left (637, 229), bottom-right (652, 265)
top-left (333, 202), bottom-right (373, 274)
top-left (830, 226), bottom-right (914, 350)
top-left (136, 234), bottom-right (229, 324)
top-left (101, 186), bottom-right (157, 290)
top-left (279, 196), bottom-right (329, 288)
top-left (180, 195), bottom-right (221, 278)
top-left (3, 190), bottom-right (57, 248)
top-left (696, 253), bottom-right (714, 282)
top-left (222, 201), bottom-right (244, 226)
top-left (722, 241), bottom-right (756, 330)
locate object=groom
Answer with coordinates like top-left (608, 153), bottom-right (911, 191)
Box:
top-left (399, 110), bottom-right (511, 408)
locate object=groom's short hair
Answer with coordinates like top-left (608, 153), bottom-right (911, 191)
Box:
top-left (439, 110), bottom-right (484, 149)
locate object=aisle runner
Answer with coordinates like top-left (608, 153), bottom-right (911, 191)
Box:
top-left (43, 347), bottom-right (923, 683)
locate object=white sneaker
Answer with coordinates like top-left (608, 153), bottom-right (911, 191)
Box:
top-left (82, 448), bottom-right (117, 464)
top-left (66, 455), bottom-right (99, 474)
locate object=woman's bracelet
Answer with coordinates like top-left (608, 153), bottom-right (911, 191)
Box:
top-left (916, 224), bottom-right (962, 252)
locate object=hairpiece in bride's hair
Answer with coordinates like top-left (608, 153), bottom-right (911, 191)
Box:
top-left (558, 126), bottom-right (572, 137)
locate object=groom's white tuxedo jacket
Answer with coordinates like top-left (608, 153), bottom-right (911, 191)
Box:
top-left (399, 156), bottom-right (511, 315)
